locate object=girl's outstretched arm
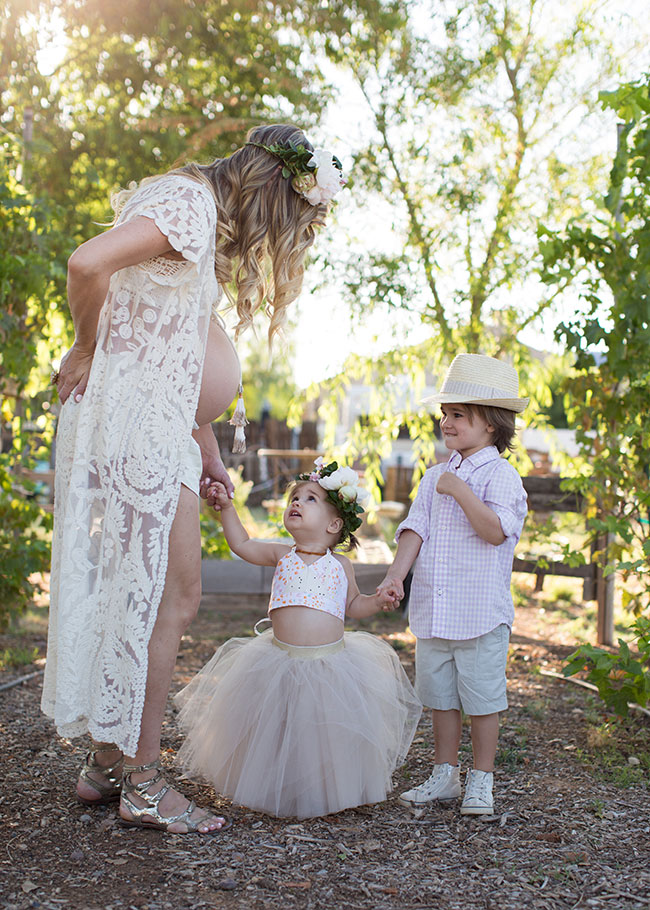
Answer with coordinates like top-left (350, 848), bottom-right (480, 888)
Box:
top-left (341, 558), bottom-right (399, 619)
top-left (207, 482), bottom-right (290, 566)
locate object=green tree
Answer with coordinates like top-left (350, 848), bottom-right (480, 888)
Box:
top-left (0, 0), bottom-right (327, 616)
top-left (2, 0), bottom-right (329, 239)
top-left (539, 76), bottom-right (650, 712)
top-left (0, 136), bottom-right (58, 626)
top-left (293, 0), bottom-right (640, 485)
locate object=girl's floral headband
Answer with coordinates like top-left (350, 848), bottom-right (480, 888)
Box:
top-left (246, 140), bottom-right (345, 206)
top-left (296, 457), bottom-right (369, 536)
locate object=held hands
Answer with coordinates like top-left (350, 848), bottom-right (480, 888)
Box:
top-left (199, 457), bottom-right (235, 504)
top-left (55, 342), bottom-right (96, 404)
top-left (205, 480), bottom-right (234, 513)
top-left (375, 577), bottom-right (404, 612)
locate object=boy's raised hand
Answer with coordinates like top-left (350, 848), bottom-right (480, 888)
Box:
top-left (206, 481), bottom-right (233, 512)
top-left (436, 470), bottom-right (463, 497)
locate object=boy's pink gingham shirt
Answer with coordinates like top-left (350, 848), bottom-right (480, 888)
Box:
top-left (396, 446), bottom-right (527, 640)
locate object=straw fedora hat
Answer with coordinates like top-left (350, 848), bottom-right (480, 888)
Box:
top-left (422, 354), bottom-right (529, 413)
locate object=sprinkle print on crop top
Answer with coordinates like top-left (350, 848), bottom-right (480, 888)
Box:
top-left (268, 548), bottom-right (348, 621)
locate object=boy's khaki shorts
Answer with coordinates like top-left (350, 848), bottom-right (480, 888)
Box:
top-left (415, 624), bottom-right (509, 716)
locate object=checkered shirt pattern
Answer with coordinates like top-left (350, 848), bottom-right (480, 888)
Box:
top-left (396, 446), bottom-right (527, 640)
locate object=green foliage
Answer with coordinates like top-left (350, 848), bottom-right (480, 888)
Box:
top-left (0, 138), bottom-right (59, 624)
top-left (564, 618), bottom-right (650, 718)
top-left (1, 0), bottom-right (326, 615)
top-left (294, 0), bottom-right (627, 485)
top-left (3, 0), bottom-right (327, 229)
top-left (0, 645), bottom-right (40, 671)
top-left (539, 74), bottom-right (650, 615)
top-left (0, 459), bottom-right (53, 630)
top-left (0, 138), bottom-right (67, 398)
top-left (540, 75), bottom-right (650, 712)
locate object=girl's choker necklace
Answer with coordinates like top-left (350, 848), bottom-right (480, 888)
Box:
top-left (295, 548), bottom-right (327, 556)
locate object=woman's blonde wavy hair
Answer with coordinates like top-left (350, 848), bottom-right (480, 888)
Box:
top-left (114, 124), bottom-right (327, 342)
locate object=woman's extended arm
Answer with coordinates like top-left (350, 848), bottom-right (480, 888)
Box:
top-left (57, 217), bottom-right (174, 404)
top-left (195, 426), bottom-right (235, 500)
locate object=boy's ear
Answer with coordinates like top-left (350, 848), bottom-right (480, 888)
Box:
top-left (327, 516), bottom-right (344, 536)
top-left (486, 423), bottom-right (495, 436)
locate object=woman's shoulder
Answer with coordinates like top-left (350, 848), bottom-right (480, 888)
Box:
top-left (122, 174), bottom-right (216, 216)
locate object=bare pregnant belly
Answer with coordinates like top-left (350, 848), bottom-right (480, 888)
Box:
top-left (195, 320), bottom-right (240, 425)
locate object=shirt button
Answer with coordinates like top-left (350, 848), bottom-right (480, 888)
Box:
top-left (437, 588), bottom-right (443, 596)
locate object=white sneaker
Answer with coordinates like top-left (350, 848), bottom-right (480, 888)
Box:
top-left (398, 763), bottom-right (461, 808)
top-left (460, 769), bottom-right (494, 815)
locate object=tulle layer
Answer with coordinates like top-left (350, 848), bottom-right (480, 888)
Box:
top-left (175, 630), bottom-right (422, 819)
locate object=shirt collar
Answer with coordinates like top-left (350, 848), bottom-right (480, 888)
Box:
top-left (447, 445), bottom-right (500, 470)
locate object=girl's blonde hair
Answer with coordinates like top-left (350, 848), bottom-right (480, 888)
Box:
top-left (114, 124), bottom-right (326, 342)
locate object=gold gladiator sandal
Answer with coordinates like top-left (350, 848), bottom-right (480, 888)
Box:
top-left (119, 760), bottom-right (230, 835)
top-left (77, 747), bottom-right (124, 806)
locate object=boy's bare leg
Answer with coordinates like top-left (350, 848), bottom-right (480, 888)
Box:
top-left (432, 708), bottom-right (462, 765)
top-left (469, 712), bottom-right (499, 771)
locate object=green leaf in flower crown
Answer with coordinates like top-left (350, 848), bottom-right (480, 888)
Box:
top-left (282, 167), bottom-right (290, 178)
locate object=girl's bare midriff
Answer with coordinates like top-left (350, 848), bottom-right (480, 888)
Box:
top-left (195, 319), bottom-right (240, 425)
top-left (270, 606), bottom-right (345, 647)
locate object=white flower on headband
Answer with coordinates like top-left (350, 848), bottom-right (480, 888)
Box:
top-left (247, 140), bottom-right (346, 207)
top-left (301, 149), bottom-right (346, 205)
top-left (319, 466), bottom-right (368, 504)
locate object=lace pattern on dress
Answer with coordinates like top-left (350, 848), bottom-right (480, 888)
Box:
top-left (42, 175), bottom-right (219, 754)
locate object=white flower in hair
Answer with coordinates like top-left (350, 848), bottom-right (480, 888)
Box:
top-left (319, 466), bottom-right (359, 491)
top-left (306, 149), bottom-right (346, 205)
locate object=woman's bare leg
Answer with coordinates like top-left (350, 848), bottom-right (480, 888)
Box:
top-left (117, 485), bottom-right (224, 832)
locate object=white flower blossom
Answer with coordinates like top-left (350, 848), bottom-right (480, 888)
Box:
top-left (301, 149), bottom-right (345, 205)
top-left (319, 466), bottom-right (358, 490)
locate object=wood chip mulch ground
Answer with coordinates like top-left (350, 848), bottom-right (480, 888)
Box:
top-left (1, 590), bottom-right (649, 910)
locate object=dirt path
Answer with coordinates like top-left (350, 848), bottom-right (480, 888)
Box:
top-left (1, 591), bottom-right (649, 910)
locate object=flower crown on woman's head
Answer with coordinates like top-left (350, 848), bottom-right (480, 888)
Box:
top-left (296, 457), bottom-right (369, 536)
top-left (246, 141), bottom-right (346, 206)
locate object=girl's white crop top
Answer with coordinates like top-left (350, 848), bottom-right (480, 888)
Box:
top-left (268, 548), bottom-right (347, 621)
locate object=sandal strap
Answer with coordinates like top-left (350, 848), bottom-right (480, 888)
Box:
top-left (119, 761), bottom-right (219, 831)
top-left (122, 759), bottom-right (161, 775)
top-left (79, 749), bottom-right (124, 793)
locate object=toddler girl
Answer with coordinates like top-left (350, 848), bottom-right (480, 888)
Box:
top-left (175, 458), bottom-right (422, 819)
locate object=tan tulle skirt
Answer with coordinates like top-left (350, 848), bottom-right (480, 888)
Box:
top-left (174, 630), bottom-right (422, 819)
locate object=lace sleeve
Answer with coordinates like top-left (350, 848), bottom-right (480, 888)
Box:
top-left (119, 175), bottom-right (217, 263)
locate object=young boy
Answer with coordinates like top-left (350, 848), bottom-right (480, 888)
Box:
top-left (378, 354), bottom-right (528, 816)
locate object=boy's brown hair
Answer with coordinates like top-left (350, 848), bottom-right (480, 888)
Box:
top-left (466, 404), bottom-right (517, 454)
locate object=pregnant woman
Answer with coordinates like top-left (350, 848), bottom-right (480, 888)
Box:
top-left (42, 124), bottom-right (345, 834)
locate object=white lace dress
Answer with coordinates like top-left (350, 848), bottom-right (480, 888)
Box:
top-left (42, 175), bottom-right (221, 754)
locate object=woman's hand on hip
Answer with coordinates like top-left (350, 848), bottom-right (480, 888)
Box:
top-left (56, 342), bottom-right (96, 404)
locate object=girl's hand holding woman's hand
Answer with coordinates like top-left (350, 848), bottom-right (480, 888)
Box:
top-left (56, 342), bottom-right (96, 404)
top-left (205, 481), bottom-right (234, 512)
top-left (199, 456), bottom-right (235, 502)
